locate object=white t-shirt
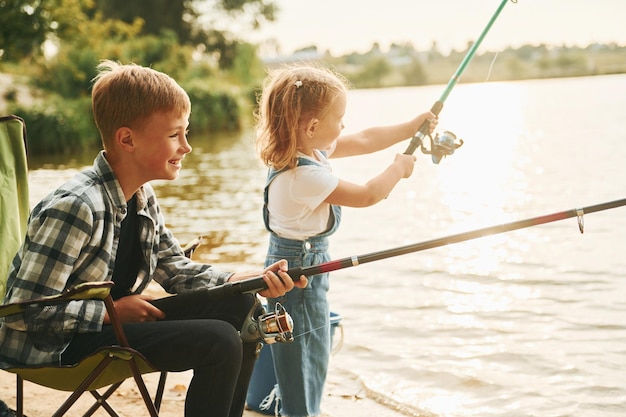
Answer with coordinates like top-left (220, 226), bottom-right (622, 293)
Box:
top-left (267, 150), bottom-right (339, 240)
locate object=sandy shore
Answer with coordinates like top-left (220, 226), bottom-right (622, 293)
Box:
top-left (0, 359), bottom-right (409, 417)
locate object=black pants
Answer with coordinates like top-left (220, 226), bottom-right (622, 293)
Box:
top-left (61, 290), bottom-right (261, 417)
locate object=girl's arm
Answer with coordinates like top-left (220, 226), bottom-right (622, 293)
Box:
top-left (325, 153), bottom-right (416, 207)
top-left (332, 111), bottom-right (436, 158)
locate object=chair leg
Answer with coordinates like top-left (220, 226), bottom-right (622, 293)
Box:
top-left (14, 358), bottom-right (162, 417)
top-left (86, 371), bottom-right (167, 416)
top-left (16, 374), bottom-right (24, 417)
top-left (85, 382), bottom-right (123, 417)
top-left (154, 371), bottom-right (168, 412)
top-left (127, 358), bottom-right (160, 417)
top-left (51, 356), bottom-right (115, 417)
top-left (81, 359), bottom-right (160, 417)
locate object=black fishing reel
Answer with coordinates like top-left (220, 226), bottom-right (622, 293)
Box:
top-left (240, 301), bottom-right (294, 344)
top-left (422, 130), bottom-right (464, 164)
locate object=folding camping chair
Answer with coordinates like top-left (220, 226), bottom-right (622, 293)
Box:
top-left (0, 115), bottom-right (199, 417)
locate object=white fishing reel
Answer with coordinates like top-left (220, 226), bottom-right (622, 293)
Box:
top-left (241, 301), bottom-right (294, 344)
top-left (423, 130), bottom-right (464, 164)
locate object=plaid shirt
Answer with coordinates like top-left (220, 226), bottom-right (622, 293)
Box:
top-left (0, 151), bottom-right (233, 367)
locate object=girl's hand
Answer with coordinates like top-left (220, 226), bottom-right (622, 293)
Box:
top-left (394, 153), bottom-right (417, 178)
top-left (416, 111), bottom-right (438, 135)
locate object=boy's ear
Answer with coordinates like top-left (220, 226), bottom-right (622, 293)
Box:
top-left (115, 127), bottom-right (135, 152)
top-left (306, 119), bottom-right (318, 138)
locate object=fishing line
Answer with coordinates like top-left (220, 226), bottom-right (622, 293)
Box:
top-left (292, 323), bottom-right (329, 340)
top-left (292, 323), bottom-right (344, 355)
top-left (485, 51), bottom-right (500, 82)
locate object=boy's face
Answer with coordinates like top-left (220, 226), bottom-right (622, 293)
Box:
top-left (131, 111), bottom-right (192, 182)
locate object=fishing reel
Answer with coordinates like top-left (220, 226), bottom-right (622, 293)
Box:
top-left (422, 130), bottom-right (464, 164)
top-left (240, 301), bottom-right (294, 344)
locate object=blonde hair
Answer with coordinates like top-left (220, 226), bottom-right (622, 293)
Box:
top-left (91, 60), bottom-right (191, 147)
top-left (255, 64), bottom-right (348, 170)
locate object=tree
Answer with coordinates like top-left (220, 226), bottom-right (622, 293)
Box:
top-left (93, 0), bottom-right (191, 42)
top-left (402, 58), bottom-right (428, 86)
top-left (351, 56), bottom-right (392, 88)
top-left (0, 0), bottom-right (53, 61)
top-left (93, 0), bottom-right (278, 68)
top-left (0, 0), bottom-right (100, 62)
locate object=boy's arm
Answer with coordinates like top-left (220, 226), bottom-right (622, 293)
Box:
top-left (3, 198), bottom-right (106, 336)
top-left (332, 111), bottom-right (436, 158)
top-left (151, 227), bottom-right (234, 293)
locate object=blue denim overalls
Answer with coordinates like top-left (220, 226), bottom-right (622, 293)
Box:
top-left (263, 156), bottom-right (341, 417)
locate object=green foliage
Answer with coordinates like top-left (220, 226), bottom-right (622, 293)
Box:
top-left (0, 0), bottom-right (53, 60)
top-left (535, 50), bottom-right (589, 78)
top-left (0, 0), bottom-right (98, 62)
top-left (29, 5), bottom-right (144, 98)
top-left (34, 45), bottom-right (99, 99)
top-left (1, 0), bottom-right (273, 154)
top-left (30, 28), bottom-right (198, 109)
top-left (112, 31), bottom-right (196, 81)
top-left (228, 42), bottom-right (265, 86)
top-left (14, 96), bottom-right (99, 155)
top-left (94, 0), bottom-right (278, 58)
top-left (328, 42), bottom-right (626, 88)
top-left (94, 0), bottom-right (192, 42)
top-left (183, 80), bottom-right (242, 133)
top-left (348, 56), bottom-right (392, 88)
top-left (504, 56), bottom-right (529, 80)
top-left (3, 87), bottom-right (18, 103)
top-left (401, 58), bottom-right (428, 86)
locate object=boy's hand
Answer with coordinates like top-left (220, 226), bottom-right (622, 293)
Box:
top-left (104, 294), bottom-right (165, 324)
top-left (258, 259), bottom-right (307, 298)
top-left (228, 259), bottom-right (307, 298)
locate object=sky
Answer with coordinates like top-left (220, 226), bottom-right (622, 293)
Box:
top-left (245, 0), bottom-right (626, 57)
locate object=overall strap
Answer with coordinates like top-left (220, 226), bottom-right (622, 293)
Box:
top-left (263, 154), bottom-right (342, 237)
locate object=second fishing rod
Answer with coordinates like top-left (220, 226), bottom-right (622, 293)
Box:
top-left (200, 198), bottom-right (626, 301)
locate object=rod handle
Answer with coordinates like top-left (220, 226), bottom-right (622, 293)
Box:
top-left (287, 267), bottom-right (304, 281)
top-left (203, 267), bottom-right (307, 299)
top-left (404, 101), bottom-right (444, 155)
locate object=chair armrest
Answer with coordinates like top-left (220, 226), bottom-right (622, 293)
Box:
top-left (182, 236), bottom-right (202, 258)
top-left (1, 236), bottom-right (201, 319)
top-left (1, 238), bottom-right (200, 346)
top-left (0, 281), bottom-right (132, 348)
top-left (0, 281), bottom-right (114, 318)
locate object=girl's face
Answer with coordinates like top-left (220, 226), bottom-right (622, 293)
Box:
top-left (132, 111), bottom-right (192, 182)
top-left (307, 91), bottom-right (346, 151)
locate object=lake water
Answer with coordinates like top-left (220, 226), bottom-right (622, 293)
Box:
top-left (26, 74), bottom-right (626, 417)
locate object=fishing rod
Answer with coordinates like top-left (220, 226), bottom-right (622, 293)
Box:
top-left (204, 198), bottom-right (626, 299)
top-left (406, 0), bottom-right (516, 163)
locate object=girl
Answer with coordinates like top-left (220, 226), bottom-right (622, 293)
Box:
top-left (254, 65), bottom-right (437, 417)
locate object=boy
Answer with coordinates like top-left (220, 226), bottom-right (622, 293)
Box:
top-left (0, 60), bottom-right (307, 417)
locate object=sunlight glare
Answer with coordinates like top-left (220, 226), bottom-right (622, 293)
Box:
top-left (431, 82), bottom-right (532, 276)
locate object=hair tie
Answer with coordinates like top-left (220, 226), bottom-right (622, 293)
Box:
top-left (294, 80), bottom-right (303, 89)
